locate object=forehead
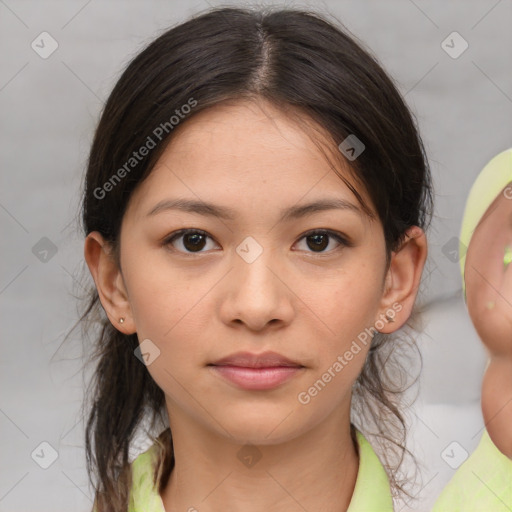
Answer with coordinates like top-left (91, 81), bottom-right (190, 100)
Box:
top-left (126, 99), bottom-right (375, 220)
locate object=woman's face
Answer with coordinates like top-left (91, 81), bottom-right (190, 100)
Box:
top-left (117, 100), bottom-right (393, 444)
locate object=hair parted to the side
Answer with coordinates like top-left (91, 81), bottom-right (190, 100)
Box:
top-left (69, 6), bottom-right (433, 511)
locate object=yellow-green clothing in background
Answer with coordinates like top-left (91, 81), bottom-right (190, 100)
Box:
top-left (432, 429), bottom-right (512, 511)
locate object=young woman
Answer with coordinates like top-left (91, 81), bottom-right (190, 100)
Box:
top-left (76, 6), bottom-right (510, 511)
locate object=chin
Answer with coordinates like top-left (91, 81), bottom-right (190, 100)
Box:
top-left (215, 408), bottom-right (307, 446)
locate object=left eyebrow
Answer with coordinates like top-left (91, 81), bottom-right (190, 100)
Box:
top-left (146, 197), bottom-right (364, 222)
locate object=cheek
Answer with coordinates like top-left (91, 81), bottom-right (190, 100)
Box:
top-left (307, 263), bottom-right (384, 340)
top-left (293, 265), bottom-right (383, 388)
top-left (124, 261), bottom-right (212, 396)
top-left (121, 244), bottom-right (204, 347)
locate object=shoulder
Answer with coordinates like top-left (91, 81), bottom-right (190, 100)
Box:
top-left (432, 428), bottom-right (512, 511)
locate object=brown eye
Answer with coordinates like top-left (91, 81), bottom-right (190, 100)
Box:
top-left (164, 229), bottom-right (217, 253)
top-left (296, 229), bottom-right (351, 254)
top-left (307, 233), bottom-right (329, 251)
top-left (182, 232), bottom-right (207, 251)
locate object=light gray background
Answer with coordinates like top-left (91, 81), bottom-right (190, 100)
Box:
top-left (1, 0), bottom-right (511, 510)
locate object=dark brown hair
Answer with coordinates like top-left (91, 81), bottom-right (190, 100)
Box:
top-left (71, 6), bottom-right (433, 511)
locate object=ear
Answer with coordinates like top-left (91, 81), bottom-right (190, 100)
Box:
top-left (376, 225), bottom-right (428, 333)
top-left (84, 231), bottom-right (136, 334)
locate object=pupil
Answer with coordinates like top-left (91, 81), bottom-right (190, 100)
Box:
top-left (184, 233), bottom-right (205, 251)
top-left (308, 234), bottom-right (327, 251)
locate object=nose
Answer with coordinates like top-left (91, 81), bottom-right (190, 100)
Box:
top-left (218, 243), bottom-right (295, 332)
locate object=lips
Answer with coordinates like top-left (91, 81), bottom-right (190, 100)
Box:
top-left (208, 351), bottom-right (305, 390)
top-left (209, 351), bottom-right (303, 369)
top-left (212, 366), bottom-right (303, 390)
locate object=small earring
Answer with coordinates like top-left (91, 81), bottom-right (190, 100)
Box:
top-left (119, 317), bottom-right (125, 324)
top-left (385, 314), bottom-right (395, 323)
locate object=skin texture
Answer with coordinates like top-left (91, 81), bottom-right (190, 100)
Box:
top-left (464, 183), bottom-right (512, 459)
top-left (84, 99), bottom-right (427, 511)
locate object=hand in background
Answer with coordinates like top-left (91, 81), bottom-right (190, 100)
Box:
top-left (464, 182), bottom-right (512, 459)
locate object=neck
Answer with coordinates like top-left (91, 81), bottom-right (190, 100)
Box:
top-left (160, 400), bottom-right (359, 512)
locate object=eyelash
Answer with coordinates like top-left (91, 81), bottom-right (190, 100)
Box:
top-left (162, 228), bottom-right (352, 256)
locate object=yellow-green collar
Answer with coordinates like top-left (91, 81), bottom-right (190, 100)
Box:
top-left (349, 430), bottom-right (394, 511)
top-left (128, 429), bottom-right (393, 512)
